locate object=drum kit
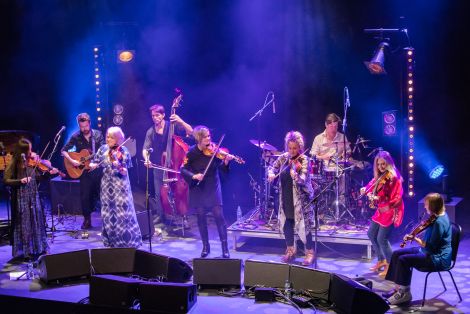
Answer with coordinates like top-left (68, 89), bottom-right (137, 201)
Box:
top-left (247, 136), bottom-right (375, 227)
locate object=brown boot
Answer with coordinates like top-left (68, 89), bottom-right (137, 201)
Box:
top-left (281, 246), bottom-right (296, 263)
top-left (369, 259), bottom-right (387, 272)
top-left (378, 262), bottom-right (389, 278)
top-left (302, 249), bottom-right (315, 266)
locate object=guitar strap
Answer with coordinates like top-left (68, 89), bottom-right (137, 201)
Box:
top-left (91, 130), bottom-right (96, 154)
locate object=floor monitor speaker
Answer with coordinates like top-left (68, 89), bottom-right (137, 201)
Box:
top-left (37, 249), bottom-right (90, 283)
top-left (244, 260), bottom-right (289, 289)
top-left (90, 248), bottom-right (136, 275)
top-left (192, 258), bottom-right (242, 289)
top-left (139, 282), bottom-right (197, 313)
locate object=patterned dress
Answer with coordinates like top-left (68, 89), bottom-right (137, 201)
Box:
top-left (268, 153), bottom-right (314, 245)
top-left (4, 164), bottom-right (48, 258)
top-left (94, 145), bottom-right (142, 248)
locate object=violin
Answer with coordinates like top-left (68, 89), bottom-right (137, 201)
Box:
top-left (364, 170), bottom-right (391, 208)
top-left (289, 156), bottom-right (302, 173)
top-left (27, 156), bottom-right (66, 178)
top-left (203, 143), bottom-right (245, 164)
top-left (400, 214), bottom-right (437, 248)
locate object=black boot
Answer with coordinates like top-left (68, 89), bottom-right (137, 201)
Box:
top-left (197, 213), bottom-right (210, 258)
top-left (221, 240), bottom-right (230, 258)
top-left (215, 218), bottom-right (230, 258)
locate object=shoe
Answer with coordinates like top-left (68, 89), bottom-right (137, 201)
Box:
top-left (382, 288), bottom-right (397, 298)
top-left (369, 259), bottom-right (387, 272)
top-left (281, 246), bottom-right (296, 263)
top-left (302, 249), bottom-right (315, 266)
top-left (378, 263), bottom-right (389, 278)
top-left (201, 242), bottom-right (210, 258)
top-left (221, 240), bottom-right (230, 258)
top-left (81, 216), bottom-right (92, 230)
top-left (387, 290), bottom-right (412, 305)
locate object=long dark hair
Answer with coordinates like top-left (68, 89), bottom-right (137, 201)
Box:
top-left (8, 138), bottom-right (31, 173)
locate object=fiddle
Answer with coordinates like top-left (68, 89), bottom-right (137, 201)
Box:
top-left (362, 170), bottom-right (391, 208)
top-left (400, 214), bottom-right (437, 248)
top-left (203, 143), bottom-right (245, 164)
top-left (27, 155), bottom-right (66, 178)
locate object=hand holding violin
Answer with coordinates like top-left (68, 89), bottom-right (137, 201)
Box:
top-left (21, 177), bottom-right (32, 184)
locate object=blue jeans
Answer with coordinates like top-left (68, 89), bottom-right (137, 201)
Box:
top-left (367, 221), bottom-right (393, 262)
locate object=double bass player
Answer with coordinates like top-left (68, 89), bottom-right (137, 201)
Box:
top-left (143, 103), bottom-right (193, 229)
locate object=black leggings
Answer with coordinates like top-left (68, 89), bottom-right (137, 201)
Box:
top-left (283, 218), bottom-right (313, 250)
top-left (196, 206), bottom-right (227, 241)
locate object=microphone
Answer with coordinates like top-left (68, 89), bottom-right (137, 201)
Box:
top-left (345, 87), bottom-right (350, 107)
top-left (56, 126), bottom-right (66, 137)
top-left (21, 153), bottom-right (26, 162)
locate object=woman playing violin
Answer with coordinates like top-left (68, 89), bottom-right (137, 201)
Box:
top-left (267, 131), bottom-right (315, 265)
top-left (360, 150), bottom-right (404, 277)
top-left (89, 127), bottom-right (142, 248)
top-left (181, 126), bottom-right (233, 258)
top-left (3, 138), bottom-right (59, 261)
top-left (384, 193), bottom-right (451, 305)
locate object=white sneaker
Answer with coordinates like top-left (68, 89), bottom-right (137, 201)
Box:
top-left (387, 290), bottom-right (412, 305)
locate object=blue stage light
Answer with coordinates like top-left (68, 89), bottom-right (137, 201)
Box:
top-left (429, 164), bottom-right (444, 179)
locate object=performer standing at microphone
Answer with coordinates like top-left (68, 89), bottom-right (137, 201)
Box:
top-left (142, 104), bottom-right (192, 227)
top-left (268, 131), bottom-right (315, 265)
top-left (62, 113), bottom-right (104, 229)
top-left (4, 139), bottom-right (59, 261)
top-left (180, 126), bottom-right (232, 258)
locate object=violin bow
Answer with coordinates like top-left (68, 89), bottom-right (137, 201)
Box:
top-left (197, 134), bottom-right (225, 186)
top-left (91, 136), bottom-right (133, 170)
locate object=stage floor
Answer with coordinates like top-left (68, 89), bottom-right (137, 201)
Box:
top-left (1, 207), bottom-right (470, 313)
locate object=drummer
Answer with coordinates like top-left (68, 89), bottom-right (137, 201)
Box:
top-left (310, 113), bottom-right (351, 173)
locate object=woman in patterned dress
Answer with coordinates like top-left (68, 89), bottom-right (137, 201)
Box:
top-left (267, 131), bottom-right (315, 265)
top-left (4, 138), bottom-right (58, 261)
top-left (89, 127), bottom-right (142, 248)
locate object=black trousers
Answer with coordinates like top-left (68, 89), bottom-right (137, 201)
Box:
top-left (79, 171), bottom-right (102, 217)
top-left (385, 247), bottom-right (435, 286)
top-left (283, 218), bottom-right (313, 250)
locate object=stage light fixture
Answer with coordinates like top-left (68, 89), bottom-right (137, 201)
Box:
top-left (117, 50), bottom-right (135, 63)
top-left (364, 42), bottom-right (389, 75)
top-left (429, 165), bottom-right (445, 180)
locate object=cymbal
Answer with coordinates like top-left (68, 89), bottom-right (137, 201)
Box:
top-left (249, 139), bottom-right (278, 151)
top-left (355, 139), bottom-right (371, 144)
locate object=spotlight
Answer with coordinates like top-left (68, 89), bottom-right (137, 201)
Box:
top-left (429, 164), bottom-right (445, 180)
top-left (364, 42), bottom-right (389, 75)
top-left (117, 50), bottom-right (135, 63)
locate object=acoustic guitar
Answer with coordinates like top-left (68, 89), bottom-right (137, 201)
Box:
top-left (64, 149), bottom-right (95, 178)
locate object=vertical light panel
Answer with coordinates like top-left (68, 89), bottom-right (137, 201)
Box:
top-left (405, 47), bottom-right (415, 197)
top-left (93, 46), bottom-right (104, 129)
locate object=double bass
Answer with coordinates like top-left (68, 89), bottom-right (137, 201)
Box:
top-left (160, 92), bottom-right (190, 218)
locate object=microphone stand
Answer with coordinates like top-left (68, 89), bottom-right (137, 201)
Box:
top-left (144, 156), bottom-right (153, 252)
top-left (302, 171), bottom-right (342, 269)
top-left (249, 92), bottom-right (275, 220)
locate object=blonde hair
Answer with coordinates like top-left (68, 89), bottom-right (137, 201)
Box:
top-left (192, 125), bottom-right (210, 144)
top-left (425, 192), bottom-right (445, 215)
top-left (284, 131), bottom-right (305, 151)
top-left (107, 126), bottom-right (125, 145)
top-left (373, 150), bottom-right (401, 180)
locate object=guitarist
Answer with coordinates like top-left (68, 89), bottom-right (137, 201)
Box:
top-left (142, 104), bottom-right (193, 228)
top-left (61, 113), bottom-right (104, 229)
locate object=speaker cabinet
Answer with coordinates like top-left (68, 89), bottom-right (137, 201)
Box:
top-left (90, 248), bottom-right (136, 275)
top-left (37, 249), bottom-right (90, 283)
top-left (139, 282), bottom-right (197, 313)
top-left (193, 258), bottom-right (242, 289)
top-left (134, 250), bottom-right (192, 283)
top-left (135, 210), bottom-right (155, 240)
top-left (290, 265), bottom-right (331, 301)
top-left (244, 260), bottom-right (289, 289)
top-left (49, 177), bottom-right (81, 215)
top-left (329, 273), bottom-right (389, 314)
top-left (89, 274), bottom-right (142, 308)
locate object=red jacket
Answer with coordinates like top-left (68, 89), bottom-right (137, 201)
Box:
top-left (364, 175), bottom-right (404, 227)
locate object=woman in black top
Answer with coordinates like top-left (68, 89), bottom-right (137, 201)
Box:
top-left (268, 131), bottom-right (315, 265)
top-left (181, 126), bottom-right (232, 258)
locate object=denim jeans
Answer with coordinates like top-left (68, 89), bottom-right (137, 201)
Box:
top-left (367, 221), bottom-right (393, 262)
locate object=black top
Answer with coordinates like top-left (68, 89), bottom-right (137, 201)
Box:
top-left (180, 145), bottom-right (229, 208)
top-left (61, 129), bottom-right (105, 155)
top-left (280, 166), bottom-right (295, 219)
top-left (142, 121), bottom-right (187, 163)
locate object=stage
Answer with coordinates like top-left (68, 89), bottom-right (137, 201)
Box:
top-left (1, 202), bottom-right (469, 313)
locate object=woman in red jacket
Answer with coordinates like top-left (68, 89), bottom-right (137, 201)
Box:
top-left (360, 150), bottom-right (404, 277)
